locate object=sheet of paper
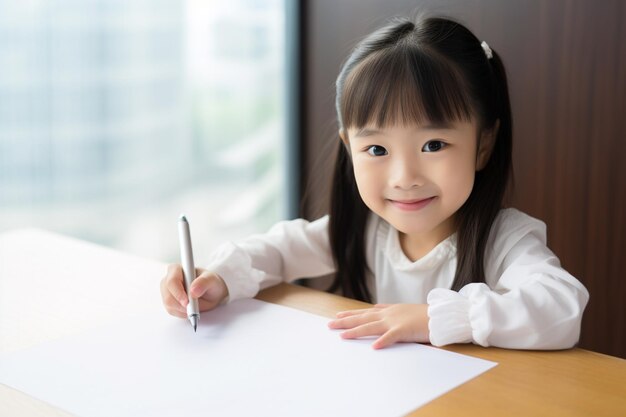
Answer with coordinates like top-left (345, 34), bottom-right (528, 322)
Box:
top-left (0, 298), bottom-right (496, 417)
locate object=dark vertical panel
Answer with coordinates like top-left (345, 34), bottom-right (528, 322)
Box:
top-left (575, 0), bottom-right (626, 355)
top-left (300, 0), bottom-right (626, 358)
top-left (284, 0), bottom-right (302, 219)
top-left (610, 0), bottom-right (626, 355)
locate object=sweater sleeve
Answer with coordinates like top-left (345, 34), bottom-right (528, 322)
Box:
top-left (427, 209), bottom-right (589, 350)
top-left (203, 216), bottom-right (335, 302)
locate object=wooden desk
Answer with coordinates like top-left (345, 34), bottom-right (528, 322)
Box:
top-left (1, 229), bottom-right (625, 416)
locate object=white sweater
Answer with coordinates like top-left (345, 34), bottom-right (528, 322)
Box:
top-left (205, 208), bottom-right (589, 349)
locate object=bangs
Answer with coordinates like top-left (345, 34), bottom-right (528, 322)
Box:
top-left (340, 45), bottom-right (475, 130)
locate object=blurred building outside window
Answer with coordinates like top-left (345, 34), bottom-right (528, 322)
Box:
top-left (0, 0), bottom-right (289, 265)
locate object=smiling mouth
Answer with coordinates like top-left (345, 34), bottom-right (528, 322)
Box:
top-left (388, 197), bottom-right (436, 211)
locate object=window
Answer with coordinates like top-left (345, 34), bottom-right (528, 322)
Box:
top-left (0, 0), bottom-right (291, 263)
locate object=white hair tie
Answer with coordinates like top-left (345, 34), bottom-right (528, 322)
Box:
top-left (481, 41), bottom-right (493, 60)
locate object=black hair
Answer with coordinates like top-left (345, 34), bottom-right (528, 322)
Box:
top-left (328, 16), bottom-right (513, 302)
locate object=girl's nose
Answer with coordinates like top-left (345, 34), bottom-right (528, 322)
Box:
top-left (388, 155), bottom-right (424, 190)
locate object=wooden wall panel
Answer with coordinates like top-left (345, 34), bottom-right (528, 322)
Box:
top-left (299, 0), bottom-right (626, 358)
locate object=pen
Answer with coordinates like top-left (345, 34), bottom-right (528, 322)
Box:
top-left (178, 215), bottom-right (200, 332)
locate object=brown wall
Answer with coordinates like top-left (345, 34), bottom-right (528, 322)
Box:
top-left (298, 0), bottom-right (626, 358)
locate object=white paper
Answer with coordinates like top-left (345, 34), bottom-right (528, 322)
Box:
top-left (0, 298), bottom-right (496, 417)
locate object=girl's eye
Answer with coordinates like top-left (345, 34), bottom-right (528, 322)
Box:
top-left (366, 145), bottom-right (388, 156)
top-left (422, 140), bottom-right (447, 152)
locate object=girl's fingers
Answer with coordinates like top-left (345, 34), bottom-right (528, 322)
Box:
top-left (340, 321), bottom-right (386, 339)
top-left (161, 290), bottom-right (187, 318)
top-left (161, 266), bottom-right (228, 318)
top-left (336, 307), bottom-right (381, 319)
top-left (164, 290), bottom-right (216, 317)
top-left (190, 273), bottom-right (229, 311)
top-left (329, 311), bottom-right (380, 330)
top-left (191, 274), bottom-right (226, 299)
top-left (189, 275), bottom-right (212, 298)
top-left (164, 264), bottom-right (189, 306)
top-left (372, 330), bottom-right (400, 350)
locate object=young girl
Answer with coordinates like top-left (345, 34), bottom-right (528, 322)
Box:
top-left (160, 16), bottom-right (589, 350)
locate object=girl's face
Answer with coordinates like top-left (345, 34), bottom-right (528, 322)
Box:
top-left (344, 120), bottom-right (491, 254)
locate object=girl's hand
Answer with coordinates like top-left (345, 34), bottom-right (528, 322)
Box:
top-left (160, 264), bottom-right (229, 318)
top-left (328, 304), bottom-right (430, 349)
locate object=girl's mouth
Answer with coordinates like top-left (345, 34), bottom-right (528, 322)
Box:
top-left (388, 197), bottom-right (436, 211)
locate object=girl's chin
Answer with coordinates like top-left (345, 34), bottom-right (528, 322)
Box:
top-left (384, 215), bottom-right (456, 241)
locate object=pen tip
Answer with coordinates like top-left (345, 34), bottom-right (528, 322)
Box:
top-left (179, 214), bottom-right (187, 222)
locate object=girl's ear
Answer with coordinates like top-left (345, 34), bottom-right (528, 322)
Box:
top-left (476, 119), bottom-right (500, 171)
